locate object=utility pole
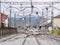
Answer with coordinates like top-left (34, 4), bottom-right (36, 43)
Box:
top-left (0, 0), bottom-right (1, 37)
top-left (0, 0), bottom-right (1, 12)
top-left (51, 2), bottom-right (54, 29)
top-left (29, 0), bottom-right (33, 28)
top-left (0, 0), bottom-right (2, 37)
top-left (41, 9), bottom-right (44, 26)
top-left (8, 3), bottom-right (12, 27)
top-left (14, 13), bottom-right (16, 28)
top-left (22, 12), bottom-right (25, 28)
top-left (46, 7), bottom-right (48, 19)
top-left (46, 7), bottom-right (48, 29)
top-left (0, 0), bottom-right (1, 28)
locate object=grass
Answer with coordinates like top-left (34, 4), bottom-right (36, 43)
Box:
top-left (51, 30), bottom-right (60, 35)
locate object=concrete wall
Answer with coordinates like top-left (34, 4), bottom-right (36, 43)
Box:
top-left (0, 27), bottom-right (17, 36)
top-left (53, 18), bottom-right (60, 28)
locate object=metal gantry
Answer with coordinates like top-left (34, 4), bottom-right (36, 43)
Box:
top-left (0, 0), bottom-right (60, 29)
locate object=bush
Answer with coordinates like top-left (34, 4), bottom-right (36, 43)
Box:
top-left (51, 30), bottom-right (60, 35)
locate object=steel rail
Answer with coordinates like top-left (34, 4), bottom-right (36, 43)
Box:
top-left (21, 35), bottom-right (30, 45)
top-left (33, 35), bottom-right (41, 45)
top-left (0, 34), bottom-right (17, 42)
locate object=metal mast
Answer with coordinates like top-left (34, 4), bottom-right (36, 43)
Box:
top-left (29, 0), bottom-right (33, 28)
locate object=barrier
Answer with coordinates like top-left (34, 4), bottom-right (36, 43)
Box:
top-left (0, 27), bottom-right (17, 36)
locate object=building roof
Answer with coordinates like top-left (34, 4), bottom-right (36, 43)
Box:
top-left (54, 15), bottom-right (60, 18)
top-left (0, 13), bottom-right (8, 23)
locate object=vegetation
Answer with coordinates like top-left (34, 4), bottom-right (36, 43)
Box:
top-left (51, 29), bottom-right (60, 35)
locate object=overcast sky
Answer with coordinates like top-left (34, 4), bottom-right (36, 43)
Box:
top-left (1, 0), bottom-right (60, 2)
top-left (1, 0), bottom-right (60, 18)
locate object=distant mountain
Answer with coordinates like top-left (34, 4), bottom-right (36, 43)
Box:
top-left (8, 16), bottom-right (48, 28)
top-left (9, 16), bottom-right (47, 22)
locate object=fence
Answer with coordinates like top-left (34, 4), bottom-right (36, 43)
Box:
top-left (0, 27), bottom-right (17, 36)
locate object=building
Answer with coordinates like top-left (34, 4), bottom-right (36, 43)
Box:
top-left (0, 13), bottom-right (8, 28)
top-left (0, 13), bottom-right (17, 36)
top-left (53, 15), bottom-right (60, 28)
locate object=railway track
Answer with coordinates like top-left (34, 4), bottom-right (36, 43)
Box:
top-left (22, 35), bottom-right (29, 45)
top-left (0, 33), bottom-right (60, 45)
top-left (21, 34), bottom-right (41, 45)
top-left (0, 34), bottom-right (19, 42)
top-left (35, 37), bottom-right (41, 45)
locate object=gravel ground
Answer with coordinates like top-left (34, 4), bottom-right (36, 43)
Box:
top-left (0, 33), bottom-right (60, 45)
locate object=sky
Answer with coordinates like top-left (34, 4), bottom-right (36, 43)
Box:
top-left (1, 0), bottom-right (60, 2)
top-left (1, 0), bottom-right (60, 26)
top-left (1, 0), bottom-right (60, 18)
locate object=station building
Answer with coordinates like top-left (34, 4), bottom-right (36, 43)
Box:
top-left (0, 13), bottom-right (8, 28)
top-left (53, 15), bottom-right (60, 29)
